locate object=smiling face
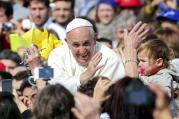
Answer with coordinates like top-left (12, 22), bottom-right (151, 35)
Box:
top-left (97, 4), bottom-right (115, 25)
top-left (66, 27), bottom-right (96, 67)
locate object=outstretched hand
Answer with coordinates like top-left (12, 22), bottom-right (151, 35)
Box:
top-left (124, 21), bottom-right (149, 51)
top-left (72, 92), bottom-right (100, 119)
top-left (80, 52), bottom-right (103, 85)
top-left (26, 45), bottom-right (42, 74)
top-left (149, 84), bottom-right (172, 119)
top-left (93, 78), bottom-right (113, 104)
top-left (123, 21), bottom-right (149, 78)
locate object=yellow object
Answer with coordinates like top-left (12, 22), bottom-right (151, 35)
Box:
top-left (22, 28), bottom-right (62, 60)
top-left (10, 34), bottom-right (31, 52)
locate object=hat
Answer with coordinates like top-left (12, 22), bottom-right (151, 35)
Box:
top-left (66, 18), bottom-right (93, 33)
top-left (97, 0), bottom-right (116, 8)
top-left (157, 8), bottom-right (179, 22)
top-left (116, 0), bottom-right (141, 7)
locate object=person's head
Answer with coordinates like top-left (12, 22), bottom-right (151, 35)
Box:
top-left (154, 28), bottom-right (179, 58)
top-left (29, 0), bottom-right (50, 28)
top-left (13, 70), bottom-right (29, 90)
top-left (105, 77), bottom-right (155, 119)
top-left (78, 76), bottom-right (110, 97)
top-left (52, 0), bottom-right (74, 26)
top-left (32, 84), bottom-right (74, 119)
top-left (137, 39), bottom-right (171, 76)
top-left (115, 13), bottom-right (137, 42)
top-left (0, 92), bottom-right (22, 119)
top-left (19, 79), bottom-right (38, 109)
top-left (66, 18), bottom-right (97, 67)
top-left (97, 37), bottom-right (112, 49)
top-left (0, 50), bottom-right (21, 75)
top-left (0, 71), bottom-right (12, 81)
top-left (0, 1), bottom-right (13, 24)
top-left (96, 0), bottom-right (116, 25)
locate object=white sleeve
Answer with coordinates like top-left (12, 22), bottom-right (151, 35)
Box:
top-left (99, 55), bottom-right (125, 81)
top-left (47, 49), bottom-right (81, 94)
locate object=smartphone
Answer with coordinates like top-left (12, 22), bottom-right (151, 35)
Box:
top-left (34, 67), bottom-right (54, 81)
top-left (2, 79), bottom-right (12, 92)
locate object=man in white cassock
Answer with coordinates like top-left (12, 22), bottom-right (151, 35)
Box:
top-left (46, 18), bottom-right (125, 93)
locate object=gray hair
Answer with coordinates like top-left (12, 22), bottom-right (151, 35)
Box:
top-left (115, 13), bottom-right (138, 30)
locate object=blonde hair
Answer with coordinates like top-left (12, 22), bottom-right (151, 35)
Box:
top-left (137, 39), bottom-right (171, 68)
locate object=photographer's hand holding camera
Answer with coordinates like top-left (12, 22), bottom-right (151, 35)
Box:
top-left (26, 45), bottom-right (48, 90)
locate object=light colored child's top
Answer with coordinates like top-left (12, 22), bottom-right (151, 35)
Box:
top-left (140, 68), bottom-right (179, 97)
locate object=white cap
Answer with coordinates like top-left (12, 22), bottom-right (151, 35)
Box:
top-left (66, 18), bottom-right (93, 33)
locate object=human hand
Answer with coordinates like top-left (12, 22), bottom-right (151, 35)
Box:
top-left (26, 45), bottom-right (42, 75)
top-left (149, 84), bottom-right (172, 119)
top-left (12, 89), bottom-right (28, 113)
top-left (36, 79), bottom-right (46, 91)
top-left (149, 84), bottom-right (169, 110)
top-left (80, 52), bottom-right (103, 85)
top-left (10, 19), bottom-right (24, 34)
top-left (93, 78), bottom-right (113, 104)
top-left (72, 92), bottom-right (100, 119)
top-left (124, 21), bottom-right (149, 60)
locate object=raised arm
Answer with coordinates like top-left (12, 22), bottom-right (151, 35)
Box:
top-left (123, 21), bottom-right (149, 78)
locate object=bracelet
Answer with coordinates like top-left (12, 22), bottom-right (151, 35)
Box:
top-left (124, 59), bottom-right (138, 65)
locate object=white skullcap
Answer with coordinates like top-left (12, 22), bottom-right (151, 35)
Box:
top-left (66, 18), bottom-right (93, 33)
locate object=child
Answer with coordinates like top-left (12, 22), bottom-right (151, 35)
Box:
top-left (137, 39), bottom-right (178, 96)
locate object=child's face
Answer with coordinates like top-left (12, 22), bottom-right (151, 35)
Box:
top-left (137, 50), bottom-right (161, 76)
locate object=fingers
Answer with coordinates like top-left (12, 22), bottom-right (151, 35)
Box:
top-left (27, 45), bottom-right (40, 56)
top-left (71, 108), bottom-right (83, 119)
top-left (91, 52), bottom-right (102, 67)
top-left (149, 84), bottom-right (165, 96)
top-left (130, 21), bottom-right (142, 34)
top-left (73, 92), bottom-right (100, 119)
top-left (138, 29), bottom-right (150, 40)
top-left (124, 29), bottom-right (128, 41)
top-left (36, 79), bottom-right (46, 91)
top-left (96, 78), bottom-right (112, 91)
top-left (88, 52), bottom-right (103, 73)
top-left (135, 23), bottom-right (147, 35)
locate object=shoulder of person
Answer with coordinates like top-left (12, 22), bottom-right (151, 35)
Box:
top-left (48, 23), bottom-right (65, 31)
top-left (98, 42), bottom-right (119, 60)
top-left (49, 44), bottom-right (68, 58)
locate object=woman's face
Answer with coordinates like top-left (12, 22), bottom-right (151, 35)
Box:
top-left (97, 4), bottom-right (115, 25)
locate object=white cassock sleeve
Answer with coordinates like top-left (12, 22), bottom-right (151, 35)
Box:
top-left (99, 55), bottom-right (125, 81)
top-left (47, 46), bottom-right (81, 94)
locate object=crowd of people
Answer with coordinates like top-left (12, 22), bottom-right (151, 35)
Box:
top-left (0, 0), bottom-right (179, 119)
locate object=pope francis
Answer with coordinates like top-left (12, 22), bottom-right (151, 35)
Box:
top-left (48, 18), bottom-right (125, 93)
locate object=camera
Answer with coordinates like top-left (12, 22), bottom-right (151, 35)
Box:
top-left (2, 79), bottom-right (12, 92)
top-left (34, 66), bottom-right (54, 81)
top-left (2, 22), bottom-right (14, 31)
